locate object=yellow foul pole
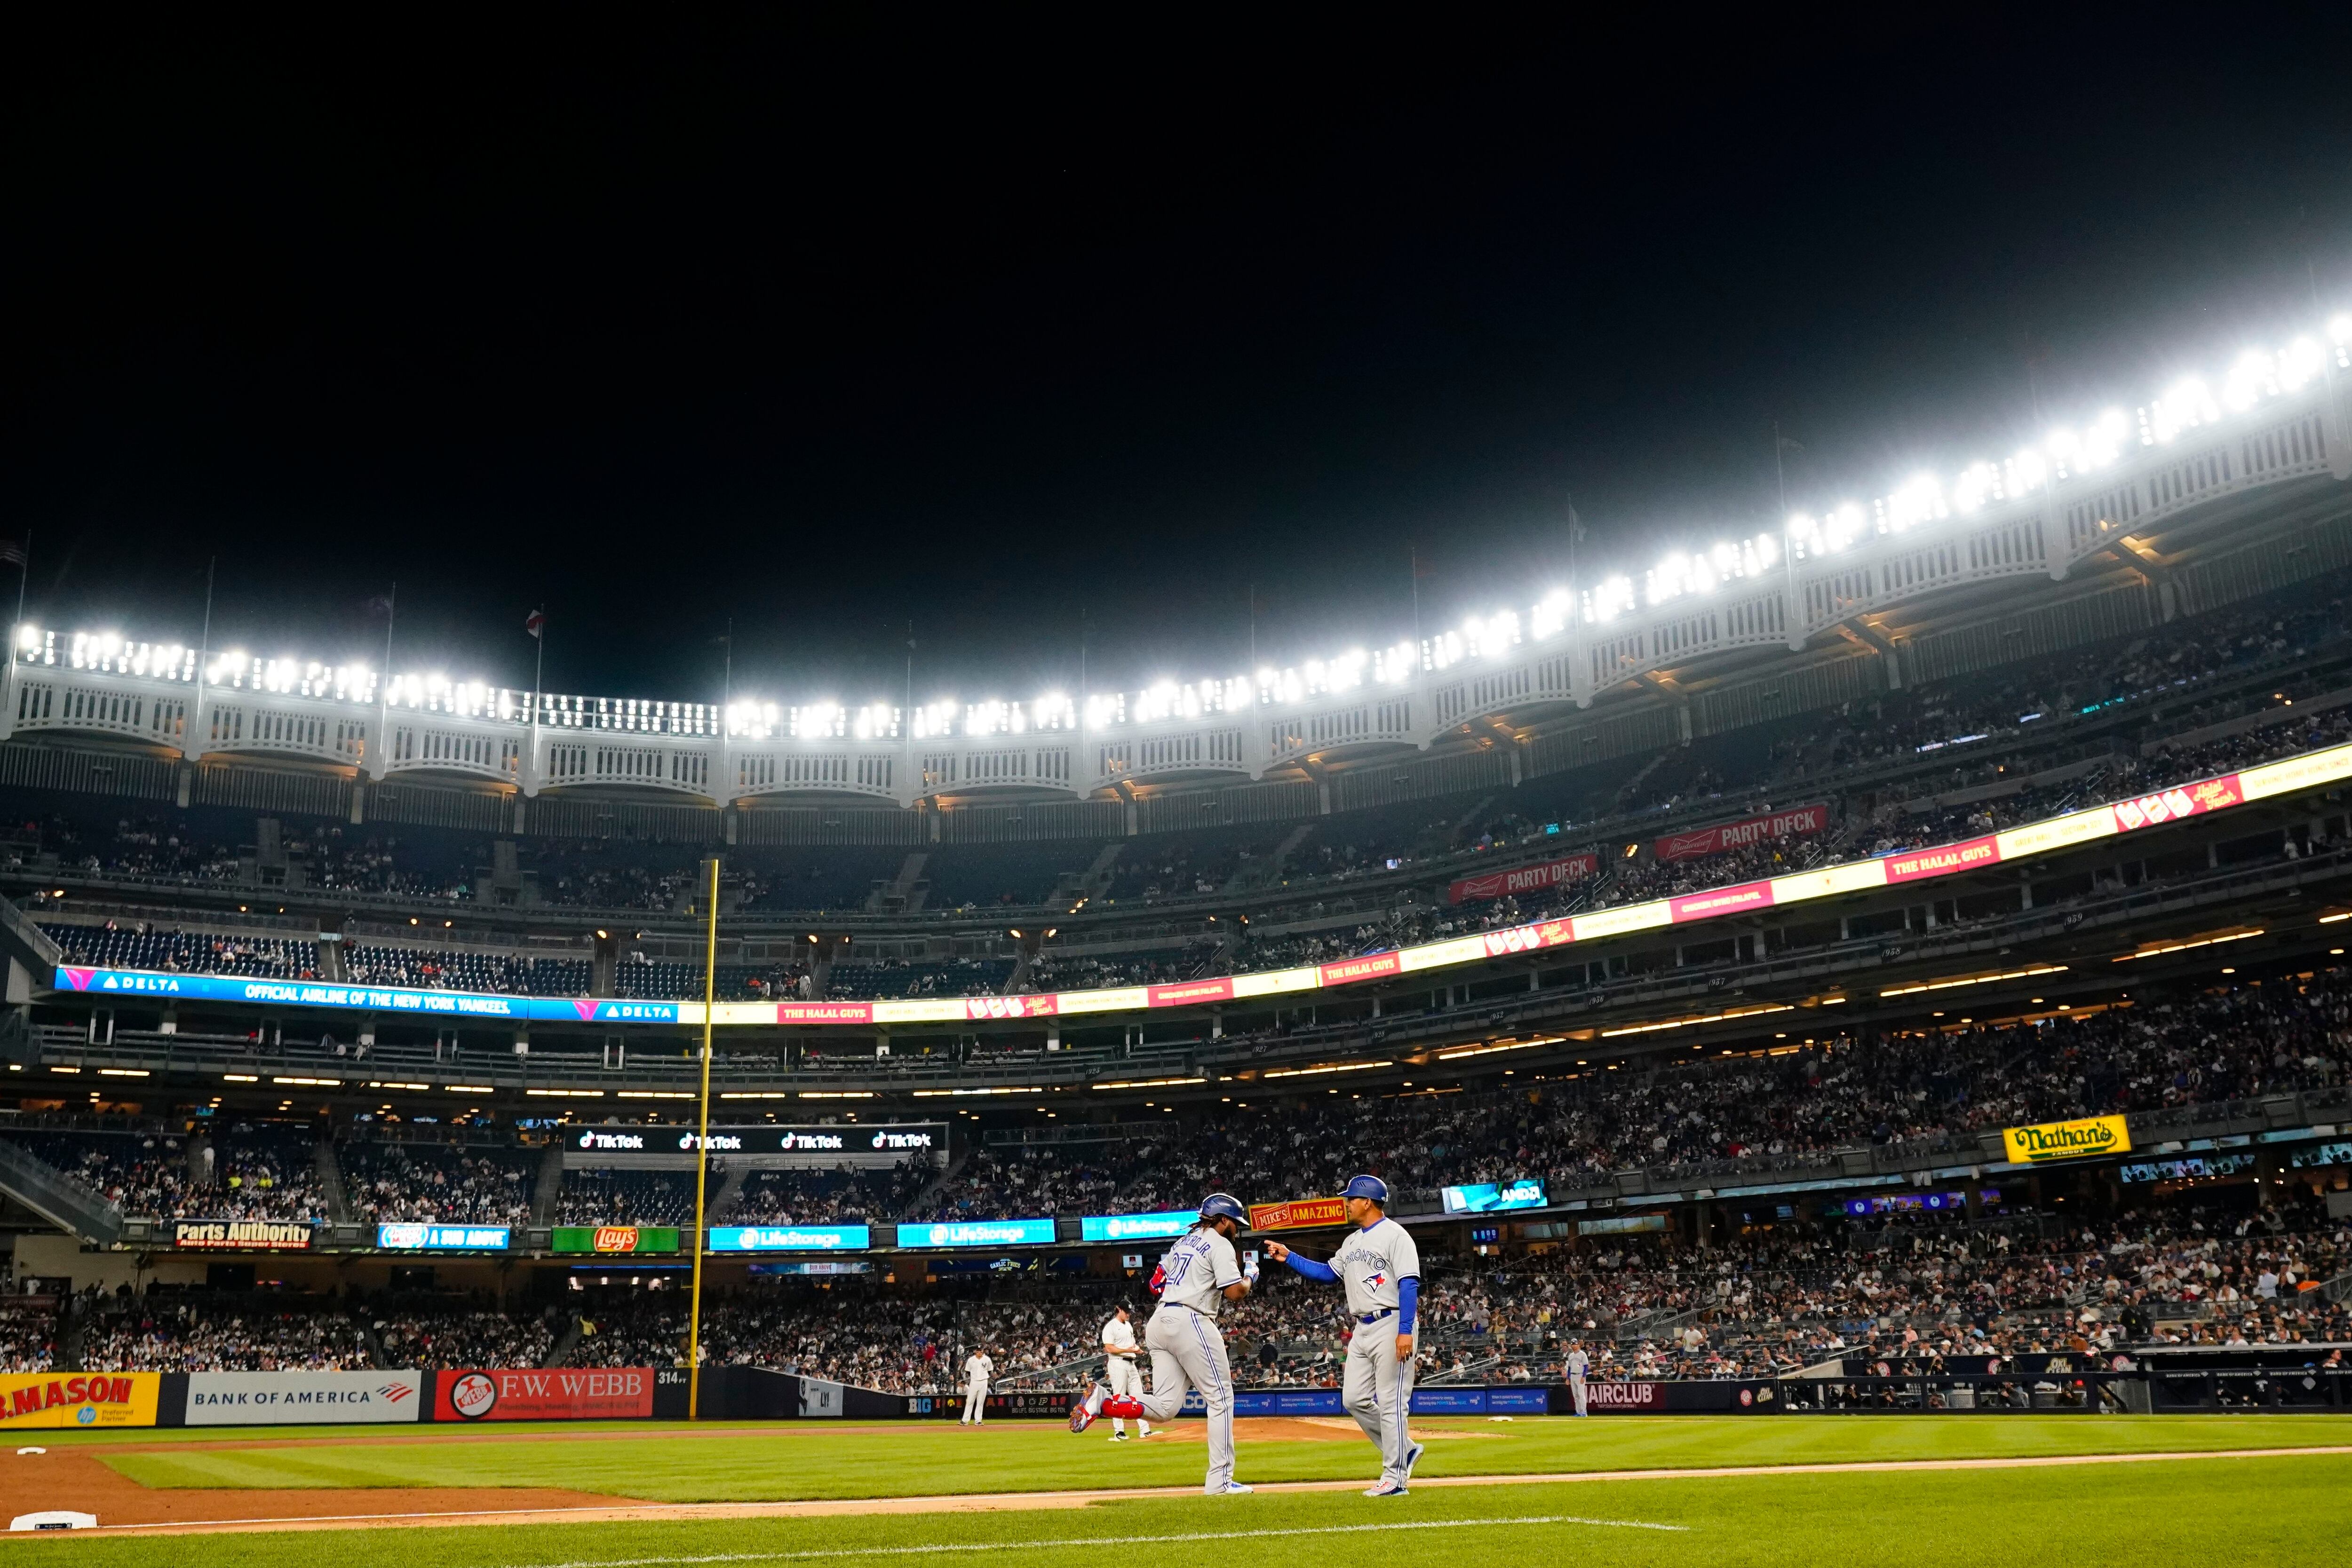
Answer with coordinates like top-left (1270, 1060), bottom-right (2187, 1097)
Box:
top-left (687, 854), bottom-right (719, 1419)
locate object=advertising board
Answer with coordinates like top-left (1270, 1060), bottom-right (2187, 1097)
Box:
top-left (171, 1220), bottom-right (314, 1251)
top-left (434, 1367), bottom-right (656, 1422)
top-left (1440, 1180), bottom-right (1547, 1214)
top-left (1246, 1196), bottom-right (1346, 1232)
top-left (186, 1370), bottom-right (423, 1425)
top-left (707, 1225), bottom-right (870, 1252)
top-left (0, 1373), bottom-right (159, 1429)
top-left (1079, 1211), bottom-right (1195, 1243)
top-left (376, 1224), bottom-right (511, 1251)
top-left (2001, 1114), bottom-right (2130, 1164)
top-left (551, 1226), bottom-right (681, 1254)
top-left (894, 1219), bottom-right (1055, 1249)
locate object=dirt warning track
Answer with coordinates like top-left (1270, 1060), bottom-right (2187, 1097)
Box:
top-left (17, 1442), bottom-right (2350, 1537)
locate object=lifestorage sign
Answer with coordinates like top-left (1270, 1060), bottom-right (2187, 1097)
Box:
top-left (2002, 1114), bottom-right (2130, 1164)
top-left (187, 1370), bottom-right (423, 1425)
top-left (0, 1372), bottom-right (159, 1428)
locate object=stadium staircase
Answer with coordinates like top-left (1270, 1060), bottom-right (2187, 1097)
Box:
top-left (707, 1160), bottom-right (750, 1220)
top-left (316, 1138), bottom-right (353, 1223)
top-left (898, 1146), bottom-right (975, 1221)
top-left (1053, 844), bottom-right (1126, 909)
top-left (543, 1314), bottom-right (586, 1368)
top-left (865, 853), bottom-right (930, 915)
top-left (532, 1141), bottom-right (567, 1226)
top-left (0, 1139), bottom-right (122, 1248)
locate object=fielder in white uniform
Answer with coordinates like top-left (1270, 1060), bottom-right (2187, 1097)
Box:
top-left (1266, 1173), bottom-right (1424, 1497)
top-left (1069, 1193), bottom-right (1259, 1494)
top-left (1564, 1343), bottom-right (1590, 1416)
top-left (1101, 1304), bottom-right (1151, 1439)
top-left (961, 1349), bottom-right (993, 1424)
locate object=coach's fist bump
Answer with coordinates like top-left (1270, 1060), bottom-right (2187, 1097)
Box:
top-left (1264, 1242), bottom-right (1291, 1262)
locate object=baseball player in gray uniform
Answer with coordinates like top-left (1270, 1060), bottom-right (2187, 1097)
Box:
top-left (1069, 1193), bottom-right (1259, 1494)
top-left (1265, 1173), bottom-right (1423, 1497)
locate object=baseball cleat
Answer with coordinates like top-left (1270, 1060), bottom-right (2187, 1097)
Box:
top-left (1208, 1482), bottom-right (1255, 1495)
top-left (1109, 1432), bottom-right (1128, 1441)
top-left (1364, 1478), bottom-right (1408, 1497)
top-left (1401, 1441), bottom-right (1426, 1480)
top-left (1068, 1382), bottom-right (1104, 1433)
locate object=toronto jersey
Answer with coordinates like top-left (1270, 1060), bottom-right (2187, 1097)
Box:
top-left (1329, 1216), bottom-right (1420, 1318)
top-left (1152, 1226), bottom-right (1243, 1318)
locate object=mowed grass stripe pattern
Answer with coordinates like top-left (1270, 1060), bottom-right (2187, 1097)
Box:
top-left (15, 1453), bottom-right (2352, 1568)
top-left (93, 1414), bottom-right (2352, 1502)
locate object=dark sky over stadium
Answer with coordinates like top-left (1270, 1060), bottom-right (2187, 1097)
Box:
top-left (7, 14), bottom-right (2352, 710)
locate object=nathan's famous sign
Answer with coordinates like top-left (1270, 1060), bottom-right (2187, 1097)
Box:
top-left (2002, 1114), bottom-right (2130, 1164)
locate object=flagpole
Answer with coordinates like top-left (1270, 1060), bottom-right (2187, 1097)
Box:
top-left (531, 608), bottom-right (545, 787)
top-left (1409, 546), bottom-right (1422, 655)
top-left (3, 531), bottom-right (28, 739)
top-left (191, 556), bottom-right (214, 756)
top-left (686, 852), bottom-right (720, 1419)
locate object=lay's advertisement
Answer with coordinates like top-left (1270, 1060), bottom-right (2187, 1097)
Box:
top-left (0, 1372), bottom-right (159, 1428)
top-left (2002, 1114), bottom-right (2130, 1164)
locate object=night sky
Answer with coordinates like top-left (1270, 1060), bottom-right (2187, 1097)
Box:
top-left (7, 14), bottom-right (2352, 711)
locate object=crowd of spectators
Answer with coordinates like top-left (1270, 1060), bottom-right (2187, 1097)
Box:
top-left (727, 1164), bottom-right (933, 1225)
top-left (342, 1140), bottom-right (539, 1226)
top-left (556, 1167), bottom-right (713, 1228)
top-left (78, 1293), bottom-right (372, 1373)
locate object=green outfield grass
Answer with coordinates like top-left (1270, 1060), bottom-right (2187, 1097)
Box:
top-left (9, 1449), bottom-right (2352, 1568)
top-left (84, 1413), bottom-right (2352, 1501)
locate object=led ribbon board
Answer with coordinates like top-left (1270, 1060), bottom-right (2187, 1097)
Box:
top-left (50, 742), bottom-right (2352, 1029)
top-left (893, 1219), bottom-right (1055, 1249)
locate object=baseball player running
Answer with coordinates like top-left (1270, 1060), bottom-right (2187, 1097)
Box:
top-left (1264, 1173), bottom-right (1423, 1497)
top-left (1100, 1304), bottom-right (1152, 1439)
top-left (1069, 1193), bottom-right (1259, 1494)
top-left (961, 1347), bottom-right (993, 1425)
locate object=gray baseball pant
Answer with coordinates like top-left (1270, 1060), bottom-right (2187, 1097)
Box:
top-left (1130, 1304), bottom-right (1237, 1491)
top-left (1342, 1314), bottom-right (1417, 1485)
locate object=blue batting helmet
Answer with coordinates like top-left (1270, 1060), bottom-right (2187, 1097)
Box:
top-left (1343, 1174), bottom-right (1390, 1204)
top-left (1199, 1192), bottom-right (1248, 1224)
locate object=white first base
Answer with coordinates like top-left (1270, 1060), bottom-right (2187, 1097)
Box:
top-left (11, 1512), bottom-right (97, 1531)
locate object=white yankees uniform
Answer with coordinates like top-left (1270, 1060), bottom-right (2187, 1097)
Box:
top-left (1101, 1314), bottom-right (1151, 1436)
top-left (961, 1351), bottom-right (993, 1424)
top-left (1130, 1226), bottom-right (1245, 1490)
top-left (1330, 1217), bottom-right (1421, 1486)
top-left (1565, 1346), bottom-right (1590, 1416)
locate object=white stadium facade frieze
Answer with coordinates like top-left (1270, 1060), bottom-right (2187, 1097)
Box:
top-left (7, 318), bottom-right (2352, 822)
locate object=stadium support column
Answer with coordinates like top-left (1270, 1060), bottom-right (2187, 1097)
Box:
top-left (687, 854), bottom-right (720, 1421)
top-left (2328, 339), bottom-right (2352, 482)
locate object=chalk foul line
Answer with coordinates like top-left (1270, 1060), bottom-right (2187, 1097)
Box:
top-left (519, 1515), bottom-right (1686, 1567)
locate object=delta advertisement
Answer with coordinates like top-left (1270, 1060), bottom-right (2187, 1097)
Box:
top-left (47, 741), bottom-right (2352, 1038)
top-left (1080, 1210), bottom-right (1196, 1243)
top-left (186, 1370), bottom-right (423, 1425)
top-left (551, 1226), bottom-right (682, 1254)
top-left (895, 1219), bottom-right (1055, 1249)
top-left (171, 1220), bottom-right (315, 1251)
top-left (2002, 1114), bottom-right (2131, 1164)
top-left (0, 1372), bottom-right (159, 1429)
top-left (434, 1367), bottom-right (655, 1422)
top-left (1654, 803), bottom-right (1829, 862)
top-left (1248, 1196), bottom-right (1347, 1232)
top-left (1448, 852), bottom-right (1599, 905)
